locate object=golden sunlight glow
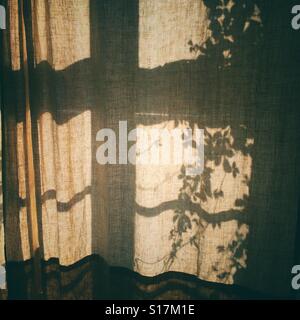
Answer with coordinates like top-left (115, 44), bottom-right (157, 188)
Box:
top-left (9, 0), bottom-right (21, 71)
top-left (31, 0), bottom-right (90, 70)
top-left (139, 0), bottom-right (210, 69)
top-left (37, 111), bottom-right (92, 265)
top-left (134, 121), bottom-right (253, 285)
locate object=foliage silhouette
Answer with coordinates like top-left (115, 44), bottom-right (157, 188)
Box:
top-left (152, 0), bottom-right (263, 283)
top-left (189, 0), bottom-right (263, 68)
top-left (134, 0), bottom-right (262, 284)
top-left (162, 126), bottom-right (252, 283)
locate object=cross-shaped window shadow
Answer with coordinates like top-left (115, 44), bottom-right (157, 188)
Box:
top-left (2, 0), bottom-right (299, 299)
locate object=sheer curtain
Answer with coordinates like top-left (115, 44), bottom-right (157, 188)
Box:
top-left (1, 0), bottom-right (299, 299)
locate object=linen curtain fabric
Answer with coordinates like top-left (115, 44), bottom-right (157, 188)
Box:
top-left (0, 0), bottom-right (299, 299)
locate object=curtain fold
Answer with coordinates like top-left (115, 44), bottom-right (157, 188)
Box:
top-left (1, 0), bottom-right (299, 299)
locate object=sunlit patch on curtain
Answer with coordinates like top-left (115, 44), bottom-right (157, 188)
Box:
top-left (37, 111), bottom-right (92, 265)
top-left (134, 119), bottom-right (253, 285)
top-left (139, 0), bottom-right (263, 70)
top-left (4, 111), bottom-right (93, 266)
top-left (31, 0), bottom-right (91, 70)
top-left (139, 0), bottom-right (210, 69)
